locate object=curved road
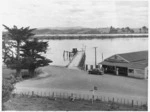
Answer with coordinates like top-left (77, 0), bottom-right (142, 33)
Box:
top-left (15, 66), bottom-right (148, 104)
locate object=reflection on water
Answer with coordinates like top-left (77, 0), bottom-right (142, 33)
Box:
top-left (42, 38), bottom-right (148, 66)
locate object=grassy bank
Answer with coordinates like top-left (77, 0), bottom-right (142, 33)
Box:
top-left (4, 94), bottom-right (147, 111)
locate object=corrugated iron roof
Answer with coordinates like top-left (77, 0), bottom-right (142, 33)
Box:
top-left (99, 50), bottom-right (148, 69)
top-left (100, 61), bottom-right (147, 69)
top-left (118, 51), bottom-right (148, 62)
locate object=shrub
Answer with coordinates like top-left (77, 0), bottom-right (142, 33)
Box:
top-left (2, 74), bottom-right (17, 110)
top-left (21, 71), bottom-right (30, 79)
top-left (21, 68), bottom-right (43, 79)
top-left (35, 68), bottom-right (43, 76)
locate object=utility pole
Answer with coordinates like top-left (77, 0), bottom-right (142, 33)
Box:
top-left (102, 53), bottom-right (103, 61)
top-left (93, 47), bottom-right (97, 68)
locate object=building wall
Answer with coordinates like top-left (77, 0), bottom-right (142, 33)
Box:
top-left (128, 68), bottom-right (145, 79)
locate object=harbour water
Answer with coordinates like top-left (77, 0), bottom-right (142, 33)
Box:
top-left (42, 38), bottom-right (148, 66)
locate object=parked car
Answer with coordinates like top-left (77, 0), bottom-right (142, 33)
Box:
top-left (88, 68), bottom-right (104, 75)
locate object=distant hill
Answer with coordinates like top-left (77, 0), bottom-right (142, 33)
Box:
top-left (3, 26), bottom-right (148, 37)
top-left (33, 26), bottom-right (148, 35)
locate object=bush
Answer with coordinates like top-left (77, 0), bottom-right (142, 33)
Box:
top-left (35, 68), bottom-right (43, 76)
top-left (21, 71), bottom-right (30, 79)
top-left (2, 74), bottom-right (17, 110)
top-left (21, 68), bottom-right (43, 79)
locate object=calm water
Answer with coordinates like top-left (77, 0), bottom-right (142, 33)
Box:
top-left (42, 38), bottom-right (148, 66)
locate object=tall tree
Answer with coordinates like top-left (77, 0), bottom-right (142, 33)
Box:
top-left (142, 26), bottom-right (148, 33)
top-left (3, 25), bottom-right (36, 76)
top-left (109, 26), bottom-right (117, 34)
top-left (139, 28), bottom-right (142, 33)
top-left (20, 39), bottom-right (52, 76)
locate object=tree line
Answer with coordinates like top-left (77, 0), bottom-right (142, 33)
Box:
top-left (109, 26), bottom-right (148, 34)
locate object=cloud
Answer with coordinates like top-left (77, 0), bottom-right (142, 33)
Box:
top-left (116, 1), bottom-right (148, 8)
top-left (68, 8), bottom-right (85, 13)
top-left (2, 0), bottom-right (148, 28)
top-left (53, 0), bottom-right (72, 5)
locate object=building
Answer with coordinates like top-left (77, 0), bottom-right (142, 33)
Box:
top-left (99, 51), bottom-right (148, 79)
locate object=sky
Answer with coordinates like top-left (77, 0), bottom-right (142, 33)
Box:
top-left (1, 0), bottom-right (148, 29)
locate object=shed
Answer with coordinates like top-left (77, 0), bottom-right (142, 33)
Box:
top-left (99, 51), bottom-right (148, 79)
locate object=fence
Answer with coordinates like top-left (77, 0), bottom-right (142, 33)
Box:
top-left (13, 88), bottom-right (147, 108)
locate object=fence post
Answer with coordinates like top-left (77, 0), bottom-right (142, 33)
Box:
top-left (71, 93), bottom-right (73, 99)
top-left (52, 92), bottom-right (54, 98)
top-left (96, 96), bottom-right (98, 101)
top-left (124, 99), bottom-right (125, 105)
top-left (63, 93), bottom-right (65, 99)
top-left (60, 92), bottom-right (61, 98)
top-left (137, 100), bottom-right (138, 106)
top-left (55, 92), bottom-right (57, 98)
top-left (62, 93), bottom-right (64, 99)
top-left (87, 95), bottom-right (89, 100)
top-left (32, 91), bottom-right (34, 96)
top-left (113, 97), bottom-right (114, 103)
top-left (127, 99), bottom-right (129, 105)
top-left (132, 100), bottom-right (134, 107)
top-left (92, 94), bottom-right (94, 104)
top-left (79, 94), bottom-right (81, 100)
top-left (71, 93), bottom-right (74, 101)
top-left (28, 91), bottom-right (29, 96)
top-left (82, 94), bottom-right (84, 100)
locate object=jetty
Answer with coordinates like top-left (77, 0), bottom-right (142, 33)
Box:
top-left (67, 51), bottom-right (86, 70)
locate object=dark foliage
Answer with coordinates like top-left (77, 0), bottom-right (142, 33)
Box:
top-left (20, 39), bottom-right (52, 76)
top-left (2, 75), bottom-right (17, 109)
top-left (3, 25), bottom-right (36, 76)
top-left (3, 25), bottom-right (36, 43)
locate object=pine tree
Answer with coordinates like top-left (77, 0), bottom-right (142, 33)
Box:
top-left (20, 39), bottom-right (52, 76)
top-left (3, 25), bottom-right (36, 77)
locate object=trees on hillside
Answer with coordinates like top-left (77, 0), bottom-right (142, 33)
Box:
top-left (142, 26), bottom-right (148, 33)
top-left (109, 26), bottom-right (118, 34)
top-left (109, 26), bottom-right (135, 34)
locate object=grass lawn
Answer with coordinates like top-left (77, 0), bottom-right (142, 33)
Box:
top-left (4, 95), bottom-right (147, 111)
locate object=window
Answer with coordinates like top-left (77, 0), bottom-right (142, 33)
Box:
top-left (128, 69), bottom-right (134, 73)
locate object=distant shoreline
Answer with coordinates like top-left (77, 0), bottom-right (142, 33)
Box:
top-left (33, 34), bottom-right (148, 40)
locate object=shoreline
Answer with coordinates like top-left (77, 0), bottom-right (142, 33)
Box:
top-left (33, 34), bottom-right (148, 40)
